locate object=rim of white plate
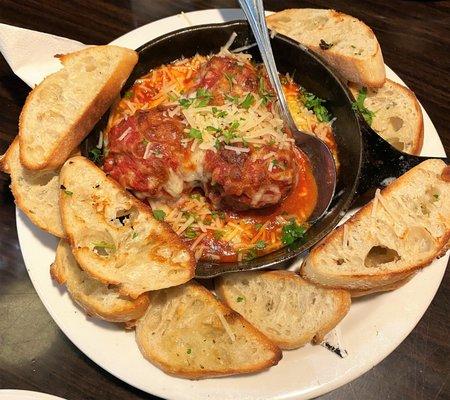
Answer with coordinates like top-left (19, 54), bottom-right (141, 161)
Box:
top-left (17, 8), bottom-right (448, 400)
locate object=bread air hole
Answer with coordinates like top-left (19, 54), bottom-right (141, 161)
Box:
top-left (112, 207), bottom-right (138, 227)
top-left (388, 116), bottom-right (403, 132)
top-left (387, 137), bottom-right (405, 152)
top-left (405, 226), bottom-right (435, 253)
top-left (364, 245), bottom-right (400, 268)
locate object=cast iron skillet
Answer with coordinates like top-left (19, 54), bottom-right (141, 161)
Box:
top-left (86, 21), bottom-right (447, 278)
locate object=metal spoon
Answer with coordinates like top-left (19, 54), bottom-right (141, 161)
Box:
top-left (238, 0), bottom-right (337, 222)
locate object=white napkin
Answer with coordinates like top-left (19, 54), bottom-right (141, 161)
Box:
top-left (0, 23), bottom-right (86, 88)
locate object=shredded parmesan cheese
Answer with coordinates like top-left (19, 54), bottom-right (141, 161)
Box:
top-left (143, 142), bottom-right (152, 159)
top-left (118, 127), bottom-right (132, 141)
top-left (215, 310), bottom-right (236, 343)
top-left (221, 32), bottom-right (238, 53)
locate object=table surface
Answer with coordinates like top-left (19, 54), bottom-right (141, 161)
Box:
top-left (0, 1), bottom-right (449, 399)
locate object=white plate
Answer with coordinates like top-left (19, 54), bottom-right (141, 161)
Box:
top-left (17, 8), bottom-right (448, 400)
top-left (0, 390), bottom-right (65, 400)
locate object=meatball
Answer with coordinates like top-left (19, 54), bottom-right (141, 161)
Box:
top-left (104, 107), bottom-right (189, 197)
top-left (203, 145), bottom-right (297, 210)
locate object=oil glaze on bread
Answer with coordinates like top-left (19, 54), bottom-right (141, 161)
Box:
top-left (267, 9), bottom-right (386, 87)
top-left (19, 45), bottom-right (137, 170)
top-left (135, 281), bottom-right (282, 379)
top-left (51, 239), bottom-right (149, 323)
top-left (59, 156), bottom-right (195, 298)
top-left (301, 160), bottom-right (450, 291)
top-left (216, 270), bottom-right (350, 349)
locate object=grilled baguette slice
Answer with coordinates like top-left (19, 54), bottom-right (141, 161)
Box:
top-left (1, 138), bottom-right (64, 237)
top-left (19, 45), bottom-right (137, 170)
top-left (266, 9), bottom-right (385, 87)
top-left (135, 281), bottom-right (282, 379)
top-left (51, 239), bottom-right (149, 322)
top-left (216, 271), bottom-right (350, 349)
top-left (301, 160), bottom-right (450, 291)
top-left (59, 156), bottom-right (195, 298)
top-left (349, 80), bottom-right (424, 155)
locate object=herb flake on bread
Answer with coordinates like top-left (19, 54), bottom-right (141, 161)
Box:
top-left (267, 8), bottom-right (386, 87)
top-left (51, 239), bottom-right (149, 323)
top-left (216, 270), bottom-right (351, 349)
top-left (301, 159), bottom-right (450, 291)
top-left (135, 281), bottom-right (282, 379)
top-left (59, 156), bottom-right (195, 298)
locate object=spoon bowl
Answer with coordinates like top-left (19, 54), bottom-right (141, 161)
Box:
top-left (239, 0), bottom-right (337, 222)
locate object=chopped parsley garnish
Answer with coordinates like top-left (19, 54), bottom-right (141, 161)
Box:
top-left (152, 209), bottom-right (166, 221)
top-left (187, 348), bottom-right (192, 354)
top-left (63, 190), bottom-right (73, 196)
top-left (255, 240), bottom-right (266, 250)
top-left (92, 241), bottom-right (115, 251)
top-left (222, 121), bottom-right (240, 144)
top-left (281, 219), bottom-right (306, 245)
top-left (244, 247), bottom-right (258, 261)
top-left (88, 147), bottom-right (102, 164)
top-left (189, 128), bottom-right (203, 141)
top-left (319, 39), bottom-right (334, 50)
top-left (132, 231), bottom-right (139, 239)
top-left (214, 139), bottom-right (222, 149)
top-left (225, 94), bottom-right (240, 105)
top-left (240, 93), bottom-right (255, 109)
top-left (258, 76), bottom-right (274, 105)
top-left (178, 98), bottom-right (193, 108)
top-left (255, 223), bottom-right (263, 230)
top-left (206, 125), bottom-right (221, 132)
top-left (142, 138), bottom-right (149, 146)
top-left (224, 73), bottom-right (235, 90)
top-left (123, 90), bottom-right (133, 99)
top-left (271, 159), bottom-right (279, 167)
top-left (211, 210), bottom-right (226, 220)
top-left (214, 230), bottom-right (224, 240)
top-left (184, 227), bottom-right (198, 239)
top-left (352, 87), bottom-right (376, 126)
top-left (300, 90), bottom-right (332, 123)
top-left (212, 107), bottom-right (228, 118)
top-left (236, 296), bottom-right (245, 302)
top-left (433, 194), bottom-right (439, 200)
top-left (195, 88), bottom-right (212, 107)
top-left (190, 193), bottom-right (201, 200)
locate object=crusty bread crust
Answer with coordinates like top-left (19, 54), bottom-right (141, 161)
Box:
top-left (136, 281), bottom-right (282, 379)
top-left (19, 46), bottom-right (138, 170)
top-left (216, 270), bottom-right (350, 349)
top-left (1, 138), bottom-right (65, 237)
top-left (349, 272), bottom-right (416, 297)
top-left (59, 156), bottom-right (195, 298)
top-left (267, 9), bottom-right (386, 88)
top-left (301, 160), bottom-right (450, 290)
top-left (51, 239), bottom-right (149, 322)
top-left (349, 79), bottom-right (424, 155)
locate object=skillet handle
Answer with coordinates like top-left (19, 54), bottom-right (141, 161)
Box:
top-left (356, 124), bottom-right (448, 196)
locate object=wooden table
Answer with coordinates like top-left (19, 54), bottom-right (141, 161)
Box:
top-left (0, 1), bottom-right (448, 399)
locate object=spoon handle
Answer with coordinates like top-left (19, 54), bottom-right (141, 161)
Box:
top-left (238, 0), bottom-right (295, 128)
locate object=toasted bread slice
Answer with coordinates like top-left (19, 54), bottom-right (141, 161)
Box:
top-left (301, 160), bottom-right (450, 291)
top-left (1, 138), bottom-right (64, 237)
top-left (135, 281), bottom-right (282, 379)
top-left (51, 239), bottom-right (149, 322)
top-left (267, 9), bottom-right (385, 87)
top-left (59, 156), bottom-right (195, 298)
top-left (216, 271), bottom-right (350, 349)
top-left (349, 272), bottom-right (416, 297)
top-left (349, 79), bottom-right (424, 154)
top-left (19, 45), bottom-right (137, 170)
